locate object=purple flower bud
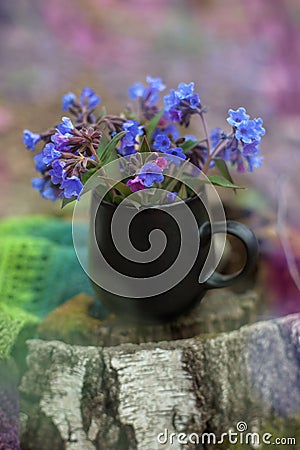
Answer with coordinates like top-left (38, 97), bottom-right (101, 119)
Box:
top-left (51, 132), bottom-right (72, 152)
top-left (126, 176), bottom-right (146, 192)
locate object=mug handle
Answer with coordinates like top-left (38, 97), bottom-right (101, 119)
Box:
top-left (200, 220), bottom-right (259, 289)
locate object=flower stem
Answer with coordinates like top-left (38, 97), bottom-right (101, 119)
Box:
top-left (198, 111), bottom-right (211, 156)
top-left (201, 133), bottom-right (234, 174)
top-left (88, 143), bottom-right (100, 163)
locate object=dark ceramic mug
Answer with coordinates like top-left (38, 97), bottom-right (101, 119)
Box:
top-left (89, 192), bottom-right (258, 322)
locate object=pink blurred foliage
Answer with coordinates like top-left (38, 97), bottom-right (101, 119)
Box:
top-left (185, 0), bottom-right (300, 116)
top-left (245, 0), bottom-right (300, 116)
top-left (41, 0), bottom-right (170, 69)
top-left (261, 227), bottom-right (300, 316)
top-left (0, 108), bottom-right (13, 133)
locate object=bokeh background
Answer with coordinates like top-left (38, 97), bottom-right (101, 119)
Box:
top-left (1, 0), bottom-right (300, 317)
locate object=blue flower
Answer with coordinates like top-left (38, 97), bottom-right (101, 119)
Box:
top-left (189, 93), bottom-right (201, 109)
top-left (80, 87), bottom-right (101, 109)
top-left (138, 162), bottom-right (164, 187)
top-left (123, 120), bottom-right (142, 138)
top-left (242, 140), bottom-right (260, 156)
top-left (42, 143), bottom-right (62, 165)
top-left (246, 152), bottom-right (263, 172)
top-left (128, 76), bottom-right (166, 105)
top-left (62, 92), bottom-right (76, 111)
top-left (49, 159), bottom-right (66, 185)
top-left (145, 76), bottom-right (166, 103)
top-left (253, 117), bottom-right (265, 138)
top-left (128, 82), bottom-right (146, 100)
top-left (164, 89), bottom-right (179, 112)
top-left (164, 123), bottom-right (180, 140)
top-left (34, 151), bottom-right (47, 173)
top-left (152, 122), bottom-right (180, 142)
top-left (169, 109), bottom-right (183, 123)
top-left (164, 82), bottom-right (201, 124)
top-left (230, 149), bottom-right (246, 173)
top-left (164, 148), bottom-right (186, 166)
top-left (23, 130), bottom-right (41, 150)
top-left (32, 178), bottom-right (61, 201)
top-left (146, 76), bottom-right (166, 92)
top-left (177, 82), bottom-right (195, 98)
top-left (235, 120), bottom-right (259, 144)
top-left (153, 134), bottom-right (171, 151)
top-left (57, 117), bottom-right (74, 135)
top-left (119, 120), bottom-right (142, 156)
top-left (60, 175), bottom-right (83, 199)
top-left (227, 107), bottom-right (250, 127)
top-left (118, 144), bottom-right (136, 156)
top-left (210, 128), bottom-right (226, 148)
top-left (166, 192), bottom-right (178, 203)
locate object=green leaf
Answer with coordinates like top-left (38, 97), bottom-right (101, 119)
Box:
top-left (139, 136), bottom-right (151, 153)
top-left (98, 176), bottom-right (131, 196)
top-left (146, 111), bottom-right (164, 142)
top-left (104, 146), bottom-right (119, 164)
top-left (114, 181), bottom-right (131, 196)
top-left (96, 106), bottom-right (107, 121)
top-left (163, 176), bottom-right (179, 193)
top-left (207, 175), bottom-right (244, 189)
top-left (61, 196), bottom-right (77, 208)
top-left (98, 131), bottom-right (127, 164)
top-left (112, 195), bottom-right (123, 205)
top-left (213, 158), bottom-right (235, 185)
top-left (178, 183), bottom-right (187, 200)
top-left (81, 168), bottom-right (98, 184)
top-left (97, 133), bottom-right (110, 159)
top-left (180, 139), bottom-right (205, 153)
top-left (163, 159), bottom-right (190, 194)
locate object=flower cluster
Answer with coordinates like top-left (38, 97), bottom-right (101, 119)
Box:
top-left (23, 77), bottom-right (265, 205)
top-left (224, 107), bottom-right (265, 173)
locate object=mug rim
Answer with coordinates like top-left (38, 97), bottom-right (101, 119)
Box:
top-left (92, 188), bottom-right (206, 211)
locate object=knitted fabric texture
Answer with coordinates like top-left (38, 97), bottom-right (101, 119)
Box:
top-left (0, 215), bottom-right (94, 358)
top-left (0, 360), bottom-right (19, 450)
top-left (0, 215), bottom-right (98, 448)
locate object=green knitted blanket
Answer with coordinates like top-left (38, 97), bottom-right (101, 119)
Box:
top-left (0, 215), bottom-right (94, 360)
top-left (0, 215), bottom-right (97, 448)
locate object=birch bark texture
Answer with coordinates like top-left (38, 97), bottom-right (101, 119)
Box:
top-left (19, 313), bottom-right (300, 450)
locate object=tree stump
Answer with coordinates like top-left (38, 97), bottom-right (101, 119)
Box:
top-left (18, 290), bottom-right (300, 449)
top-left (37, 289), bottom-right (259, 347)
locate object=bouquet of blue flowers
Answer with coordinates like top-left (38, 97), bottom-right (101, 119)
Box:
top-left (23, 76), bottom-right (265, 205)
